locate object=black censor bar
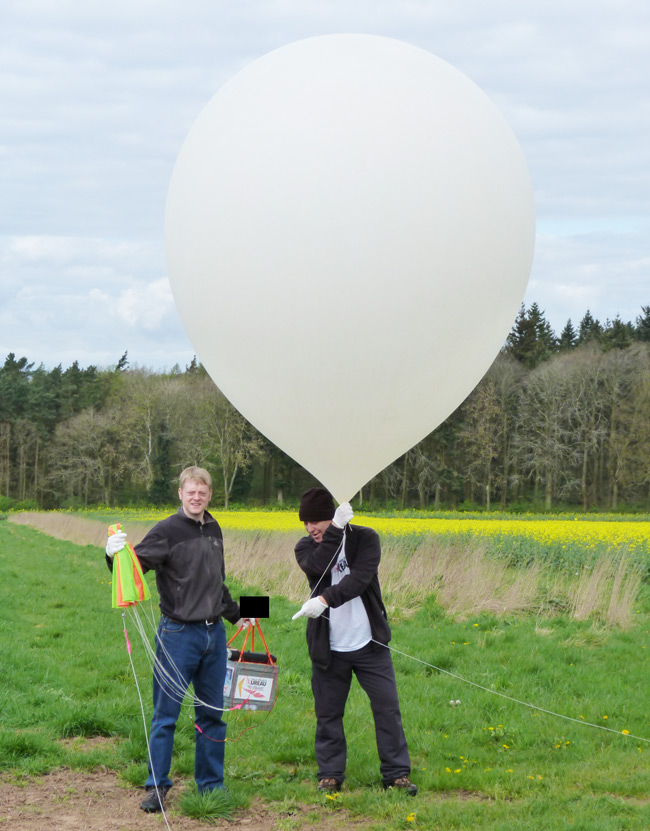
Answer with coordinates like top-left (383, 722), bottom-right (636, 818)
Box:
top-left (239, 595), bottom-right (270, 618)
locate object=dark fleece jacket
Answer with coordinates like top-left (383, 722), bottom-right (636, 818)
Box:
top-left (108, 507), bottom-right (240, 624)
top-left (294, 522), bottom-right (391, 669)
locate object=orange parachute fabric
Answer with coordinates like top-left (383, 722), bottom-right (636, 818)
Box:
top-left (109, 523), bottom-right (150, 608)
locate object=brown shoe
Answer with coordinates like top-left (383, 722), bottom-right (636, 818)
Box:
top-left (384, 776), bottom-right (417, 796)
top-left (317, 777), bottom-right (341, 792)
top-left (140, 785), bottom-right (170, 812)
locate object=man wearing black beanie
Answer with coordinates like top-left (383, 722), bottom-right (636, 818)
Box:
top-left (293, 487), bottom-right (416, 796)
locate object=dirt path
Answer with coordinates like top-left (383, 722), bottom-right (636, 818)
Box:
top-left (0, 769), bottom-right (367, 831)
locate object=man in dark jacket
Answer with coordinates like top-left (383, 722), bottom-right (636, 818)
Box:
top-left (105, 466), bottom-right (252, 813)
top-left (293, 487), bottom-right (416, 795)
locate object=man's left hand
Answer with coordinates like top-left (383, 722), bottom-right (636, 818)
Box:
top-left (236, 617), bottom-right (256, 629)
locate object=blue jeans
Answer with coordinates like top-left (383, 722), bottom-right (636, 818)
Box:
top-left (146, 617), bottom-right (228, 792)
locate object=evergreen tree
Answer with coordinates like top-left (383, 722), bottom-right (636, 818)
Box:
top-left (603, 316), bottom-right (634, 350)
top-left (28, 364), bottom-right (62, 436)
top-left (635, 305), bottom-right (650, 342)
top-left (577, 310), bottom-right (603, 345)
top-left (558, 319), bottom-right (577, 351)
top-left (0, 355), bottom-right (34, 498)
top-left (0, 354), bottom-right (34, 421)
top-left (506, 303), bottom-right (557, 367)
top-left (185, 356), bottom-right (208, 376)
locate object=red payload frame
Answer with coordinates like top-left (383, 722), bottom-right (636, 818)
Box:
top-left (223, 621), bottom-right (278, 712)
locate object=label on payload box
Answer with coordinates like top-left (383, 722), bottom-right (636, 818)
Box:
top-left (234, 673), bottom-right (273, 703)
top-left (223, 659), bottom-right (278, 712)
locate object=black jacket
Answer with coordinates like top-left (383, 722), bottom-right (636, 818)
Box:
top-left (294, 522), bottom-right (391, 669)
top-left (129, 507), bottom-right (240, 623)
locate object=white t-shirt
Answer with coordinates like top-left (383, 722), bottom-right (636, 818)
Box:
top-left (329, 537), bottom-right (372, 652)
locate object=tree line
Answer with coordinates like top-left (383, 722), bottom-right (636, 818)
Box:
top-left (1, 303), bottom-right (649, 513)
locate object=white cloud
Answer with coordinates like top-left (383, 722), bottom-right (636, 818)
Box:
top-left (0, 234), bottom-right (187, 368)
top-left (115, 278), bottom-right (176, 330)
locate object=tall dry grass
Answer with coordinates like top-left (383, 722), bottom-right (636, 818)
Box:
top-left (8, 512), bottom-right (643, 627)
top-left (570, 553), bottom-right (643, 628)
top-left (8, 511), bottom-right (152, 547)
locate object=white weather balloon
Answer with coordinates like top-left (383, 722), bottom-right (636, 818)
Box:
top-left (166, 34), bottom-right (535, 503)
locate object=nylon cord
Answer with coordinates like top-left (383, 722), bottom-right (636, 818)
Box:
top-left (300, 524), bottom-right (650, 745)
top-left (122, 613), bottom-right (173, 831)
top-left (372, 638), bottom-right (650, 744)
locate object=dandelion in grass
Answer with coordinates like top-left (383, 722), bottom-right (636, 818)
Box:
top-left (622, 729), bottom-right (630, 735)
top-left (406, 812), bottom-right (416, 823)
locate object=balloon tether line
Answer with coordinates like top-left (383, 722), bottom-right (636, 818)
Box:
top-left (297, 525), bottom-right (649, 745)
top-left (372, 638), bottom-right (650, 744)
top-left (307, 530), bottom-right (345, 600)
top-left (122, 613), bottom-right (173, 831)
top-left (299, 532), bottom-right (649, 744)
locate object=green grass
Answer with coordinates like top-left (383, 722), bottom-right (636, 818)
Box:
top-left (2, 519), bottom-right (650, 829)
top-left (178, 784), bottom-right (237, 821)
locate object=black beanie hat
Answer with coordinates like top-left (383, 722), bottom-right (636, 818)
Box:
top-left (299, 487), bottom-right (335, 522)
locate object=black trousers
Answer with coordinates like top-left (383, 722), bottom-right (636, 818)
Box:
top-left (311, 641), bottom-right (411, 784)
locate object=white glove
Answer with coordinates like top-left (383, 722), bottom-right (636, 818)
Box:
top-left (292, 597), bottom-right (328, 620)
top-left (106, 531), bottom-right (127, 558)
top-left (236, 618), bottom-right (256, 629)
top-left (333, 502), bottom-right (353, 529)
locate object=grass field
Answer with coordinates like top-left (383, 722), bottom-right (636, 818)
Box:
top-left (2, 513), bottom-right (650, 829)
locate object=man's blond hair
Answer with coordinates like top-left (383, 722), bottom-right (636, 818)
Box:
top-left (179, 466), bottom-right (212, 489)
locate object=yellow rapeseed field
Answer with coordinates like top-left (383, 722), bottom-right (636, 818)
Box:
top-left (353, 515), bottom-right (650, 552)
top-left (104, 508), bottom-right (650, 553)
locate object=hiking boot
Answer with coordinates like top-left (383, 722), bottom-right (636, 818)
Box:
top-left (317, 777), bottom-right (341, 792)
top-left (384, 776), bottom-right (418, 796)
top-left (140, 785), bottom-right (170, 812)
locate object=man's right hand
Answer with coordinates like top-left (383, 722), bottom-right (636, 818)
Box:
top-left (106, 531), bottom-right (127, 558)
top-left (292, 597), bottom-right (328, 620)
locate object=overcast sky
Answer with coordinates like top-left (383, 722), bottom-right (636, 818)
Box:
top-left (1, 0), bottom-right (648, 371)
